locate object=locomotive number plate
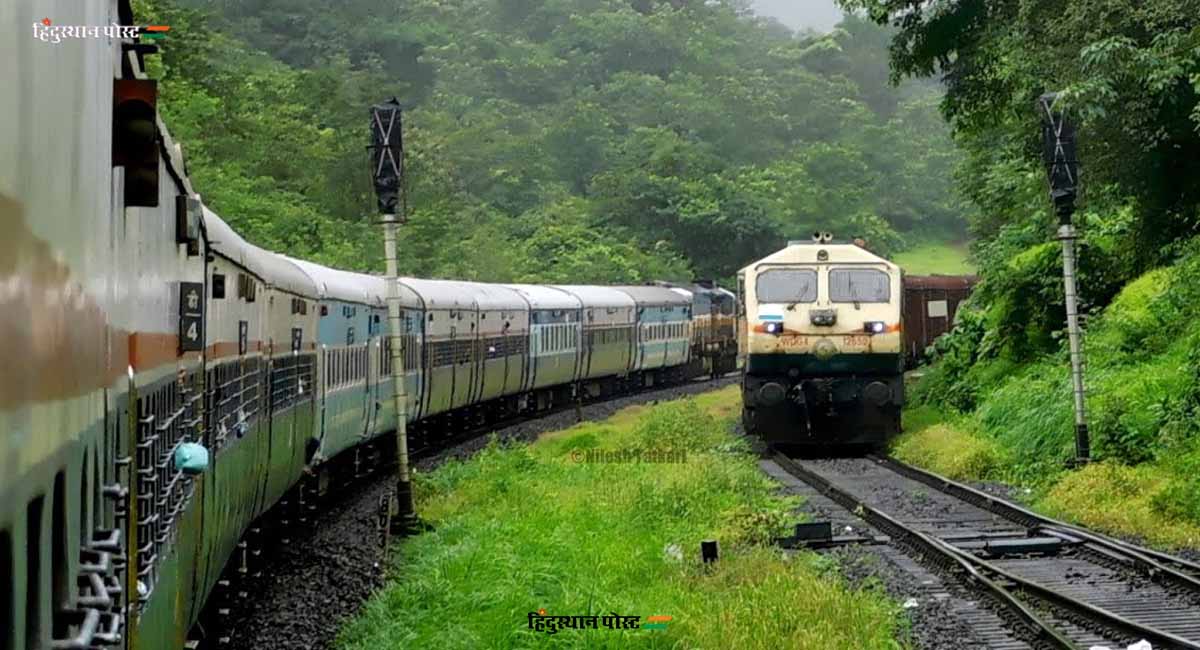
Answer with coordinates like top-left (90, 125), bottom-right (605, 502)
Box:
top-left (843, 335), bottom-right (870, 347)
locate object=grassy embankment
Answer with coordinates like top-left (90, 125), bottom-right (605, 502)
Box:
top-left (892, 241), bottom-right (974, 275)
top-left (336, 387), bottom-right (908, 650)
top-left (895, 263), bottom-right (1200, 550)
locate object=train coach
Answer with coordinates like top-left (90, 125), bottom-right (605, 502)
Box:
top-left (0, 4), bottom-right (727, 648)
top-left (737, 234), bottom-right (905, 448)
top-left (677, 283), bottom-right (738, 378)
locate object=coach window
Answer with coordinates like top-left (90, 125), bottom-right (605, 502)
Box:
top-left (756, 269), bottom-right (817, 304)
top-left (829, 269), bottom-right (891, 303)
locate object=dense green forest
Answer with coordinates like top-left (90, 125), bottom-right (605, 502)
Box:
top-left (135, 0), bottom-right (965, 283)
top-left (848, 0), bottom-right (1200, 532)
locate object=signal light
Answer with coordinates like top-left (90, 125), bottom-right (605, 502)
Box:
top-left (369, 98), bottom-right (404, 216)
top-left (113, 79), bottom-right (159, 207)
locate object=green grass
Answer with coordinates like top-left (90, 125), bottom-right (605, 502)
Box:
top-left (892, 242), bottom-right (974, 275)
top-left (895, 404), bottom-right (1200, 550)
top-left (1038, 461), bottom-right (1200, 549)
top-left (901, 258), bottom-right (1200, 551)
top-left (893, 406), bottom-right (1005, 481)
top-left (336, 387), bottom-right (908, 650)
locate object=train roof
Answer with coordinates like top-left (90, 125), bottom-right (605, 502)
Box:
top-left (461, 282), bottom-right (527, 311)
top-left (201, 206), bottom-right (256, 269)
top-left (904, 275), bottom-right (979, 290)
top-left (612, 285), bottom-right (692, 306)
top-left (254, 249), bottom-right (319, 297)
top-left (201, 207), bottom-right (317, 297)
top-left (504, 284), bottom-right (582, 310)
top-left (552, 285), bottom-right (637, 308)
top-left (358, 275), bottom-right (423, 309)
top-left (285, 257), bottom-right (376, 305)
top-left (741, 242), bottom-right (897, 273)
top-left (400, 278), bottom-right (479, 310)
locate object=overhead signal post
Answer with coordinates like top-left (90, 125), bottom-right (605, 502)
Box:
top-left (370, 98), bottom-right (416, 531)
top-left (1038, 92), bottom-right (1090, 464)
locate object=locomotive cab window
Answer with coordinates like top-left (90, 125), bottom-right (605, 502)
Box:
top-left (829, 268), bottom-right (891, 303)
top-left (755, 268), bottom-right (817, 304)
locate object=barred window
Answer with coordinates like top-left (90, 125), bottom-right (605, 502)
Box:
top-left (381, 338), bottom-right (392, 376)
top-left (431, 340), bottom-right (455, 367)
top-left (829, 269), bottom-right (890, 303)
top-left (484, 336), bottom-right (513, 359)
top-left (406, 336), bottom-right (419, 370)
top-left (756, 268), bottom-right (817, 304)
top-left (454, 339), bottom-right (473, 364)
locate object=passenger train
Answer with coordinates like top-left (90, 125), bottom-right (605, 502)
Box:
top-left (0, 2), bottom-right (735, 648)
top-left (737, 234), bottom-right (906, 447)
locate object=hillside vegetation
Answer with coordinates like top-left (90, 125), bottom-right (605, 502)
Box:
top-left (851, 0), bottom-right (1200, 545)
top-left (135, 0), bottom-right (967, 282)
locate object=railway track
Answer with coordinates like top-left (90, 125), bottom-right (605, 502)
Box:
top-left (770, 451), bottom-right (1200, 650)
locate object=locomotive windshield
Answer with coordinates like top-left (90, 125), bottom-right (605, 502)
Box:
top-left (756, 268), bottom-right (817, 303)
top-left (829, 268), bottom-right (890, 303)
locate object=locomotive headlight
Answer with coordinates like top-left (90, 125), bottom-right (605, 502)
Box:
top-left (764, 322), bottom-right (782, 335)
top-left (864, 321), bottom-right (886, 335)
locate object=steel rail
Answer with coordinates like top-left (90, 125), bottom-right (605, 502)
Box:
top-left (770, 451), bottom-right (1076, 649)
top-left (773, 451), bottom-right (1200, 650)
top-left (873, 455), bottom-right (1200, 591)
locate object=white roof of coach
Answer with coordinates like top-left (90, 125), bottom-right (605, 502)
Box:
top-left (504, 284), bottom-right (582, 310)
top-left (462, 282), bottom-right (527, 311)
top-left (612, 285), bottom-right (691, 307)
top-left (742, 242), bottom-right (898, 274)
top-left (201, 207), bottom-right (317, 297)
top-left (201, 206), bottom-right (255, 268)
top-left (254, 249), bottom-right (319, 297)
top-left (285, 257), bottom-right (375, 305)
top-left (552, 286), bottom-right (637, 309)
top-left (358, 275), bottom-right (422, 309)
top-left (401, 278), bottom-right (479, 311)
top-left (668, 287), bottom-right (694, 301)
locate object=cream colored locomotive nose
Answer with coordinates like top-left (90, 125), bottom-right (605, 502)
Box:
top-left (813, 339), bottom-right (837, 360)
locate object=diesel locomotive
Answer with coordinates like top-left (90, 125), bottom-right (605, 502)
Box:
top-left (0, 2), bottom-right (737, 648)
top-left (738, 234), bottom-right (905, 447)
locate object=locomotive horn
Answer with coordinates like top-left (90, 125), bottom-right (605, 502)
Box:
top-left (821, 232), bottom-right (833, 243)
top-left (812, 231), bottom-right (823, 243)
